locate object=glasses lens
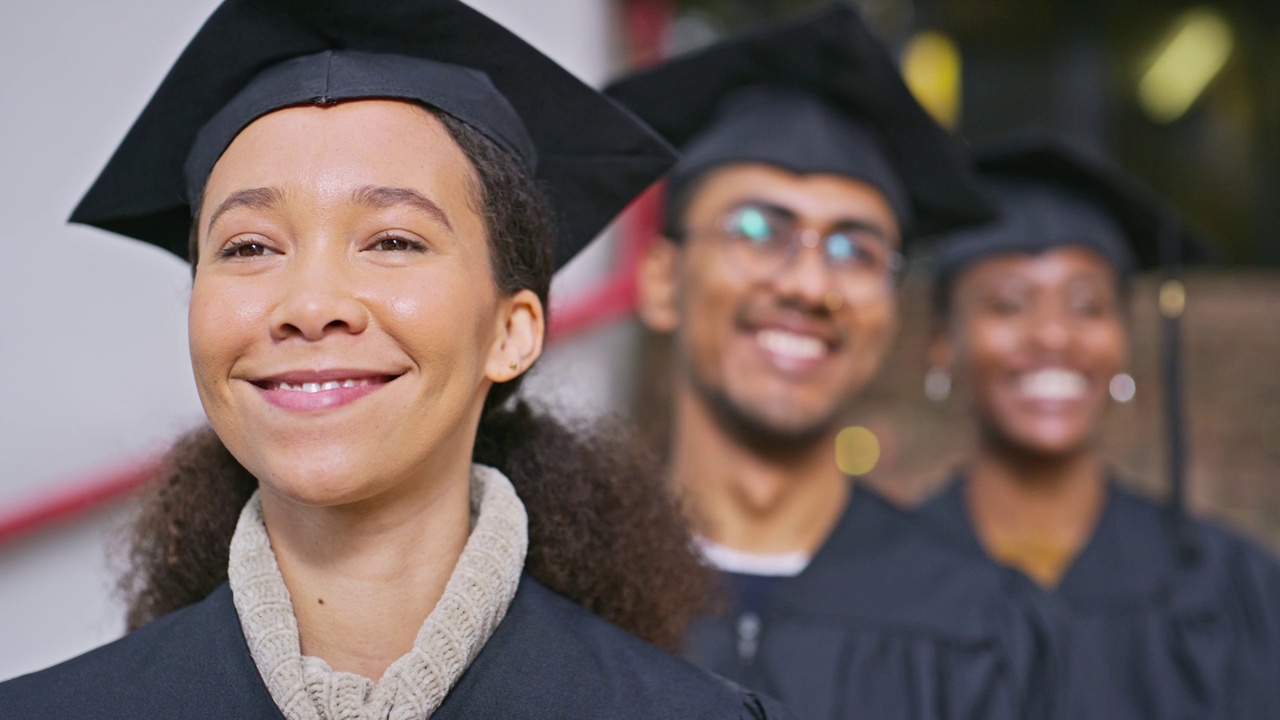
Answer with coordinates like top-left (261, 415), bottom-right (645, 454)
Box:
top-left (725, 205), bottom-right (785, 248)
top-left (824, 230), bottom-right (900, 301)
top-left (828, 230), bottom-right (899, 271)
top-left (825, 232), bottom-right (859, 264)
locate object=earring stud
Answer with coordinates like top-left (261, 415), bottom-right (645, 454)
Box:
top-left (924, 367), bottom-right (951, 402)
top-left (1109, 373), bottom-right (1135, 403)
top-left (509, 361), bottom-right (519, 372)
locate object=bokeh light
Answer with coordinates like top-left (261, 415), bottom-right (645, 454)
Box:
top-left (836, 426), bottom-right (881, 476)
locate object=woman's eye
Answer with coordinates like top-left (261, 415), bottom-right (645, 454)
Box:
top-left (1069, 285), bottom-right (1118, 318)
top-left (218, 240), bottom-right (272, 258)
top-left (1072, 297), bottom-right (1111, 317)
top-left (988, 295), bottom-right (1027, 315)
top-left (371, 236), bottom-right (424, 252)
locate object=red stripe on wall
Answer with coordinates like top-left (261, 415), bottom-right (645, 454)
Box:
top-left (0, 459), bottom-right (159, 545)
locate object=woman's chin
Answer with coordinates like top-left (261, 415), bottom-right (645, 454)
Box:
top-left (1002, 428), bottom-right (1093, 461)
top-left (251, 459), bottom-right (391, 509)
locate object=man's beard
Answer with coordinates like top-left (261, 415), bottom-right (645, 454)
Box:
top-left (688, 363), bottom-right (846, 458)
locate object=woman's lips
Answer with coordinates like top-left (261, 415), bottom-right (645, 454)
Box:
top-left (1011, 368), bottom-right (1089, 407)
top-left (250, 373), bottom-right (397, 412)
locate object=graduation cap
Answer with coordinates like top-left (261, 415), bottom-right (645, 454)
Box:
top-left (69, 0), bottom-right (676, 270)
top-left (931, 133), bottom-right (1217, 563)
top-left (604, 3), bottom-right (993, 241)
top-left (932, 134), bottom-right (1214, 284)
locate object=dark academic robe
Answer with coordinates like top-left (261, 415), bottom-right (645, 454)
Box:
top-left (919, 478), bottom-right (1280, 719)
top-left (0, 576), bottom-right (790, 719)
top-left (684, 485), bottom-right (1059, 720)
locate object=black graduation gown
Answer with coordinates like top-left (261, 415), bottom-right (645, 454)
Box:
top-left (683, 485), bottom-right (1059, 720)
top-left (0, 576), bottom-right (791, 719)
top-left (919, 478), bottom-right (1280, 719)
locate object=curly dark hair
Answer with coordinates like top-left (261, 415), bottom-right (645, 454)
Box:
top-left (121, 107), bottom-right (712, 651)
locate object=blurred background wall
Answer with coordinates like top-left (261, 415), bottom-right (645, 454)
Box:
top-left (2, 0), bottom-right (1278, 682)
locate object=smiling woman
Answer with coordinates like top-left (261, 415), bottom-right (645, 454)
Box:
top-left (917, 134), bottom-right (1280, 718)
top-left (0, 1), bottom-right (789, 718)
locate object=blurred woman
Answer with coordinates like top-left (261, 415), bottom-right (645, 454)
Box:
top-left (918, 135), bottom-right (1280, 718)
top-left (0, 1), bottom-right (790, 718)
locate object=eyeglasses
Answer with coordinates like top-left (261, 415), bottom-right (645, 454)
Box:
top-left (682, 202), bottom-right (903, 303)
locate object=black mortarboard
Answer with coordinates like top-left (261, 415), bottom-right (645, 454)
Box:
top-left (931, 133), bottom-right (1217, 564)
top-left (931, 133), bottom-right (1213, 287)
top-left (69, 0), bottom-right (676, 269)
top-left (604, 3), bottom-right (993, 241)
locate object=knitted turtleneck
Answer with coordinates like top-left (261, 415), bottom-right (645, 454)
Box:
top-left (227, 464), bottom-right (528, 720)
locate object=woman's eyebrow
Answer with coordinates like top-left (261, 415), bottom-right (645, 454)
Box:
top-left (206, 186), bottom-right (285, 236)
top-left (352, 185), bottom-right (454, 234)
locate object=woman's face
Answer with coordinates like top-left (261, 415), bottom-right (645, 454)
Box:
top-left (940, 245), bottom-right (1127, 458)
top-left (189, 100), bottom-right (540, 507)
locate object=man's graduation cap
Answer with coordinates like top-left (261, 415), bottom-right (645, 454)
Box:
top-left (69, 0), bottom-right (676, 270)
top-left (932, 133), bottom-right (1216, 562)
top-left (604, 3), bottom-right (993, 241)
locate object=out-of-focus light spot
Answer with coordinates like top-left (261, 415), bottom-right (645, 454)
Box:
top-left (1160, 279), bottom-right (1187, 319)
top-left (836, 426), bottom-right (881, 476)
top-left (901, 31), bottom-right (961, 129)
top-left (1110, 373), bottom-right (1137, 403)
top-left (1138, 7), bottom-right (1234, 124)
top-left (1261, 407), bottom-right (1280, 458)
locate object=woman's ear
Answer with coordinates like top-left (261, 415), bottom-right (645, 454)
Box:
top-left (485, 289), bottom-right (545, 383)
top-left (637, 238), bottom-right (681, 333)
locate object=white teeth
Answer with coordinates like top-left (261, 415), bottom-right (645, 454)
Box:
top-left (268, 378), bottom-right (377, 392)
top-left (1018, 369), bottom-right (1087, 401)
top-left (756, 329), bottom-right (827, 361)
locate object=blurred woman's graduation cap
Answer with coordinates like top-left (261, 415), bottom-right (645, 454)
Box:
top-left (931, 133), bottom-right (1217, 563)
top-left (604, 3), bottom-right (994, 241)
top-left (69, 0), bottom-right (677, 270)
top-left (932, 134), bottom-right (1214, 284)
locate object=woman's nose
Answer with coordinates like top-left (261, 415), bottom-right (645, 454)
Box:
top-left (268, 259), bottom-right (369, 342)
top-left (1029, 306), bottom-right (1072, 353)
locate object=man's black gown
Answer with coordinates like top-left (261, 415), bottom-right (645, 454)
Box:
top-left (919, 478), bottom-right (1280, 719)
top-left (683, 485), bottom-right (1060, 720)
top-left (0, 576), bottom-right (789, 719)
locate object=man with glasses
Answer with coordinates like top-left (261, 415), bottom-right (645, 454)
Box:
top-left (607, 6), bottom-right (1058, 719)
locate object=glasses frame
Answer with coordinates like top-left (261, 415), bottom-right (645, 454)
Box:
top-left (678, 202), bottom-right (907, 302)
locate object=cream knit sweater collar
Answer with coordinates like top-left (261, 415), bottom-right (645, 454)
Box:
top-left (227, 464), bottom-right (528, 720)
